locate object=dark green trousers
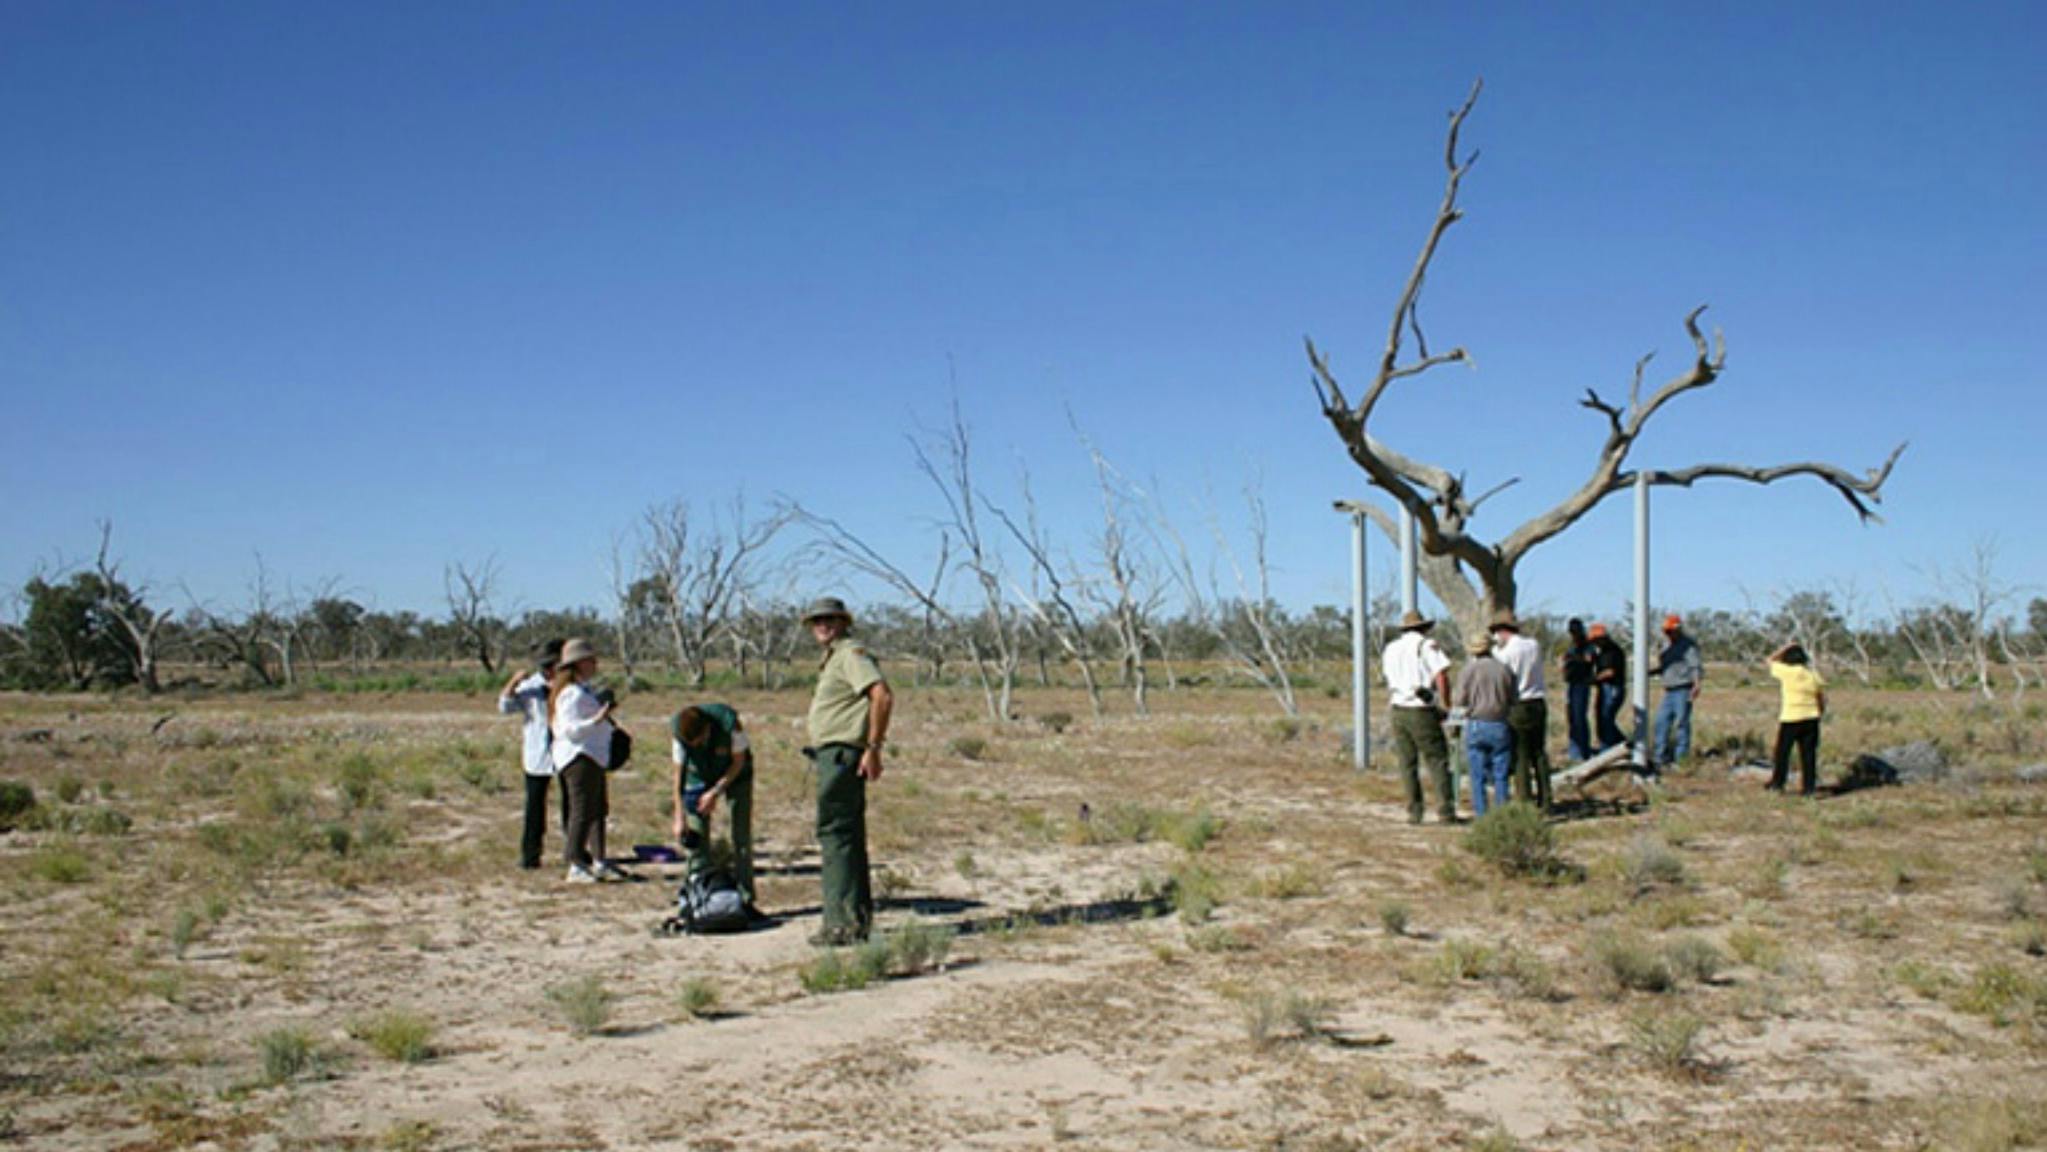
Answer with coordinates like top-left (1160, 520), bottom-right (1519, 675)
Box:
top-left (812, 744), bottom-right (872, 939)
top-left (684, 768), bottom-right (754, 904)
top-left (1508, 698), bottom-right (1552, 810)
top-left (1392, 707), bottom-right (1454, 823)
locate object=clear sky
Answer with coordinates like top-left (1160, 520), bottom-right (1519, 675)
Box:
top-left (2, 2), bottom-right (2041, 624)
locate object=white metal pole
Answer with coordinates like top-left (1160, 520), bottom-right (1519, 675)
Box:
top-left (1633, 472), bottom-right (1651, 771)
top-left (1399, 505), bottom-right (1418, 617)
top-left (1351, 511), bottom-right (1370, 771)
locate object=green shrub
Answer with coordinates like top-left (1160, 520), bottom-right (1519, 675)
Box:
top-left (171, 908), bottom-right (205, 959)
top-left (1378, 900), bottom-right (1411, 937)
top-left (1589, 931), bottom-right (1674, 995)
top-left (1037, 711), bottom-right (1074, 734)
top-left (947, 736), bottom-right (988, 761)
top-left (1269, 717), bottom-right (1303, 743)
top-left (885, 920), bottom-right (953, 976)
top-left (1464, 803), bottom-right (1565, 878)
top-left (0, 780), bottom-right (35, 824)
top-left (1953, 964), bottom-right (2047, 1027)
top-left (258, 1026), bottom-right (318, 1085)
top-left (1621, 834), bottom-right (1687, 892)
top-left (1727, 925), bottom-right (1782, 972)
top-left (350, 1010), bottom-right (435, 1063)
top-left (55, 777), bottom-right (85, 804)
top-left (1243, 988), bottom-right (1333, 1049)
top-left (337, 753), bottom-right (385, 812)
top-left (1627, 1010), bottom-right (1705, 1079)
top-left (1253, 862), bottom-right (1322, 900)
top-left (544, 976), bottom-right (614, 1036)
top-left (1432, 937), bottom-right (1498, 984)
top-left (30, 844), bottom-right (91, 884)
top-left (1169, 861), bottom-right (1224, 924)
top-left (677, 978), bottom-right (720, 1020)
top-left (1664, 935), bottom-right (1726, 984)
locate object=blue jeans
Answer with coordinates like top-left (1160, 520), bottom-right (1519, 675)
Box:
top-left (1654, 689), bottom-right (1693, 766)
top-left (1464, 719), bottom-right (1513, 816)
top-left (1596, 682), bottom-right (1627, 751)
top-left (1565, 682), bottom-right (1592, 761)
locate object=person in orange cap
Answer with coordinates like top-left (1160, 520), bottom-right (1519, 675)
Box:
top-left (1588, 623), bottom-right (1628, 751)
top-left (1649, 614), bottom-right (1704, 769)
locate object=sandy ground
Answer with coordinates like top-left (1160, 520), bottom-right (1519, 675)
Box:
top-left (3, 682), bottom-right (2044, 1150)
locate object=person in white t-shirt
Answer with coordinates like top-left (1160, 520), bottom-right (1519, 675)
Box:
top-left (1380, 610), bottom-right (1455, 824)
top-left (1489, 610), bottom-right (1552, 811)
top-left (498, 638), bottom-right (565, 870)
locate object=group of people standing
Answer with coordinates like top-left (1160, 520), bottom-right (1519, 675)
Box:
top-left (1383, 608), bottom-right (1827, 820)
top-left (496, 596), bottom-right (894, 946)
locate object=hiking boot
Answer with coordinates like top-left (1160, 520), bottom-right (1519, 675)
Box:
top-left (807, 927), bottom-right (864, 948)
top-left (565, 865), bottom-right (598, 884)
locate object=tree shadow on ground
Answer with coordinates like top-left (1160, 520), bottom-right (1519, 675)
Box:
top-left (953, 893), bottom-right (1172, 937)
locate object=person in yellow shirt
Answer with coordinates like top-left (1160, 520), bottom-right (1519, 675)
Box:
top-left (1766, 642), bottom-right (1827, 795)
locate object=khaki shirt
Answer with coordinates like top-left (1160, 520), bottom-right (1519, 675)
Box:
top-left (808, 637), bottom-right (884, 746)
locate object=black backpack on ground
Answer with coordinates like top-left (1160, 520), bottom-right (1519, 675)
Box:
top-left (668, 868), bottom-right (752, 935)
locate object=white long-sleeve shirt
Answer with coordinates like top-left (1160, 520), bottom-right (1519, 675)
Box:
top-left (498, 672), bottom-right (554, 776)
top-left (549, 681), bottom-right (615, 770)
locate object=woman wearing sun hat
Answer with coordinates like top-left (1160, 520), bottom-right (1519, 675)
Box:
top-left (549, 638), bottom-right (626, 883)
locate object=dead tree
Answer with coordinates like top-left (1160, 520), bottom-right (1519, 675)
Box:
top-left (1150, 477), bottom-right (1300, 716)
top-left (92, 521), bottom-right (169, 693)
top-left (988, 465), bottom-right (1104, 718)
top-left (912, 396), bottom-right (1023, 720)
top-left (638, 497), bottom-right (788, 687)
top-left (1304, 81), bottom-right (1904, 637)
top-left (1079, 442), bottom-right (1164, 716)
top-left (444, 558), bottom-right (507, 675)
top-left (604, 532), bottom-right (640, 681)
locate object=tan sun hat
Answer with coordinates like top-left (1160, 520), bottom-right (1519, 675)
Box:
top-left (558, 637), bottom-right (598, 666)
top-left (1399, 610), bottom-right (1434, 631)
top-left (801, 596), bottom-right (854, 625)
top-left (1466, 633), bottom-right (1493, 655)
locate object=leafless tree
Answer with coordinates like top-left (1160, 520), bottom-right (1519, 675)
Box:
top-left (1150, 476), bottom-right (1300, 716)
top-left (1076, 438), bottom-right (1165, 715)
top-left (638, 497), bottom-right (789, 687)
top-left (445, 557), bottom-right (507, 675)
top-left (91, 521), bottom-right (169, 693)
top-left (988, 464), bottom-right (1104, 717)
top-left (911, 396), bottom-right (1023, 720)
top-left (1303, 81), bottom-right (1904, 637)
top-left (605, 531), bottom-right (640, 681)
top-left (1913, 538), bottom-right (2022, 700)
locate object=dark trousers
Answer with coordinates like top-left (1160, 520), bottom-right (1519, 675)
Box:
top-left (1595, 682), bottom-right (1627, 751)
top-left (812, 745), bottom-right (872, 938)
top-left (560, 756), bottom-right (609, 870)
top-left (1565, 682), bottom-right (1592, 761)
top-left (684, 768), bottom-right (755, 903)
top-left (520, 772), bottom-right (568, 868)
top-left (1770, 719), bottom-right (1822, 794)
top-left (1507, 698), bottom-right (1551, 810)
top-left (1391, 706), bottom-right (1454, 823)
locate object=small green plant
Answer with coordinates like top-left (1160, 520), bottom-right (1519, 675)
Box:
top-left (1492, 946), bottom-right (1565, 1002)
top-left (1727, 925), bottom-right (1782, 972)
top-left (954, 851), bottom-right (979, 879)
top-left (1269, 717), bottom-right (1303, 743)
top-left (55, 776), bottom-right (85, 804)
top-left (2012, 920), bottom-right (2047, 958)
top-left (1242, 988), bottom-right (1333, 1050)
top-left (1253, 861), bottom-right (1322, 900)
top-left (1378, 899), bottom-right (1411, 937)
top-left (350, 1010), bottom-right (435, 1063)
top-left (947, 736), bottom-right (989, 761)
top-left (31, 844), bottom-right (91, 884)
top-left (677, 977), bottom-right (720, 1019)
top-left (1627, 1010), bottom-right (1706, 1079)
top-left (1169, 861), bottom-right (1224, 923)
top-left (338, 753), bottom-right (385, 812)
top-left (544, 975), bottom-right (614, 1036)
top-left (886, 920), bottom-right (954, 975)
top-left (1892, 960), bottom-right (1952, 1000)
top-left (799, 946), bottom-right (885, 994)
top-left (1037, 711), bottom-right (1073, 734)
top-left (1589, 931), bottom-right (1674, 995)
top-left (1187, 924), bottom-right (1254, 953)
top-left (171, 908), bottom-right (205, 959)
top-left (1469, 1127), bottom-right (1524, 1152)
top-left (0, 780), bottom-right (34, 824)
top-left (1952, 963), bottom-right (2047, 1027)
top-left (1434, 937), bottom-right (1498, 983)
top-left (258, 1026), bottom-right (318, 1085)
top-left (1464, 803), bottom-right (1566, 879)
top-left (1664, 935), bottom-right (1726, 985)
top-left (1620, 834), bottom-right (1687, 892)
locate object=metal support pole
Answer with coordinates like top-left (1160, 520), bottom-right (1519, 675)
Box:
top-left (1633, 472), bottom-right (1651, 771)
top-left (1350, 511), bottom-right (1370, 771)
top-left (1399, 505), bottom-right (1418, 618)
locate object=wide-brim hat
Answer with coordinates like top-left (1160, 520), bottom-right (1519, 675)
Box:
top-left (534, 637), bottom-right (566, 670)
top-left (559, 637), bottom-right (598, 666)
top-left (801, 596), bottom-right (854, 625)
top-left (1398, 610), bottom-right (1434, 631)
top-left (1466, 633), bottom-right (1493, 655)
top-left (1489, 609), bottom-right (1519, 632)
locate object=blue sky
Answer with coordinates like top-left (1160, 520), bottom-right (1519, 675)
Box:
top-left (2, 2), bottom-right (2040, 624)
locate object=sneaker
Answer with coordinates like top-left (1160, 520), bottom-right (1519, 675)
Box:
top-left (592, 862), bottom-right (628, 883)
top-left (565, 865), bottom-right (598, 883)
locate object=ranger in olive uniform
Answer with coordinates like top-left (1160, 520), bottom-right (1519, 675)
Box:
top-left (671, 703), bottom-right (755, 905)
top-left (802, 597), bottom-right (894, 945)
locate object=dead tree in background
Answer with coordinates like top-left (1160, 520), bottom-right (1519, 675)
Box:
top-left (638, 497), bottom-right (788, 688)
top-left (92, 521), bottom-right (168, 693)
top-left (1151, 478), bottom-right (1300, 716)
top-left (444, 558), bottom-right (506, 675)
top-left (1079, 440), bottom-right (1164, 716)
top-left (989, 465), bottom-right (1104, 718)
top-left (604, 532), bottom-right (640, 681)
top-left (1304, 81), bottom-right (1904, 637)
top-left (912, 397), bottom-right (1023, 721)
